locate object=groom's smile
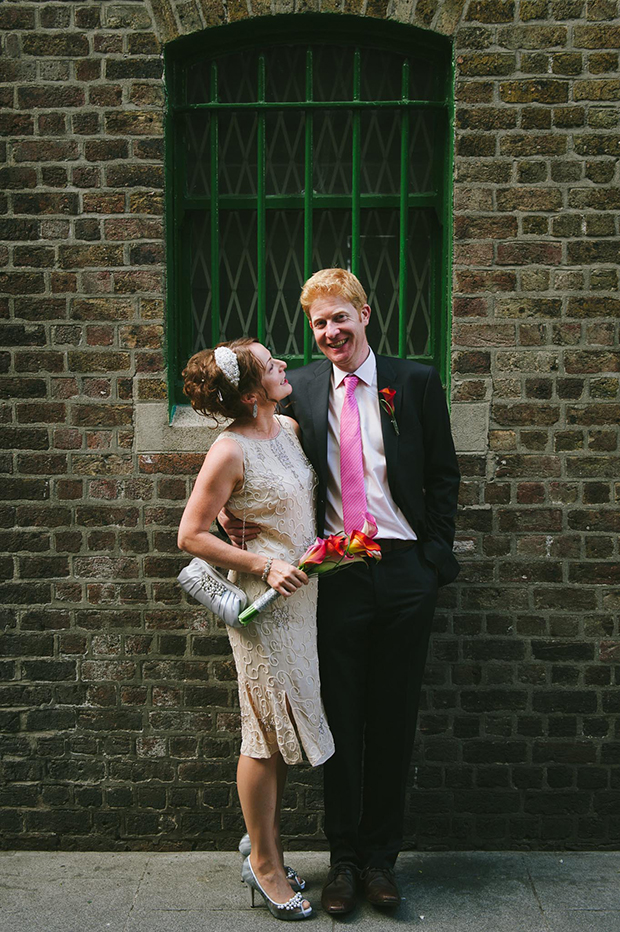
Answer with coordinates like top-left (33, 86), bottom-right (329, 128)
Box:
top-left (307, 295), bottom-right (371, 373)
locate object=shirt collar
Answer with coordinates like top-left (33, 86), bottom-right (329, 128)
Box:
top-left (332, 348), bottom-right (376, 390)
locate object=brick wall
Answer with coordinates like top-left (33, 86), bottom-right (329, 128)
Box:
top-left (1, 0), bottom-right (619, 851)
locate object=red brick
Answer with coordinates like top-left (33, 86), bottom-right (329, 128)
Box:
top-left (22, 34), bottom-right (89, 57)
top-left (13, 140), bottom-right (79, 163)
top-left (495, 455), bottom-right (562, 477)
top-left (455, 216), bottom-right (519, 239)
top-left (456, 270), bottom-right (517, 292)
top-left (139, 454), bottom-right (205, 475)
top-left (104, 218), bottom-right (163, 240)
top-left (496, 242), bottom-right (562, 266)
top-left (453, 323), bottom-right (517, 346)
top-left (59, 245), bottom-right (125, 270)
top-left (500, 80), bottom-right (569, 103)
top-left (565, 351), bottom-right (620, 373)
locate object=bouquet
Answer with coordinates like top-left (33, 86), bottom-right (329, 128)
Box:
top-left (238, 523), bottom-right (382, 624)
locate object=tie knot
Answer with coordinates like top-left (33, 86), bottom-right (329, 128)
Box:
top-left (344, 374), bottom-right (359, 395)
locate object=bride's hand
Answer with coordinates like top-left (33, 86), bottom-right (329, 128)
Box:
top-left (265, 559), bottom-right (309, 596)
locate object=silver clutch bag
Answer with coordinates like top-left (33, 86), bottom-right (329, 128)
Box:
top-left (177, 558), bottom-right (248, 628)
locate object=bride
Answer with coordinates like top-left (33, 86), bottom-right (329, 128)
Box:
top-left (178, 338), bottom-right (334, 921)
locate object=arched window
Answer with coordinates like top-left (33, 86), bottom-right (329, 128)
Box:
top-left (165, 15), bottom-right (453, 405)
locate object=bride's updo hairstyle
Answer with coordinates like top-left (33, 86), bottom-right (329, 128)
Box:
top-left (182, 338), bottom-right (266, 422)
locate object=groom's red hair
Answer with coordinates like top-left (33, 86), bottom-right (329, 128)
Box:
top-left (300, 268), bottom-right (367, 319)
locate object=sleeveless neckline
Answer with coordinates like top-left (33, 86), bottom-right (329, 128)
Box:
top-left (224, 416), bottom-right (283, 443)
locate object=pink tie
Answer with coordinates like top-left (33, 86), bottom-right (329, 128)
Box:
top-left (340, 374), bottom-right (373, 535)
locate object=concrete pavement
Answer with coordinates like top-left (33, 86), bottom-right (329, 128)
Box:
top-left (1, 850), bottom-right (619, 932)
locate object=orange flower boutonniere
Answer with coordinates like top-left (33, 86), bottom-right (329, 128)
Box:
top-left (379, 386), bottom-right (399, 435)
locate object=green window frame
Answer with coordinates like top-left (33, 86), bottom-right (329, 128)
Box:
top-left (165, 15), bottom-right (454, 410)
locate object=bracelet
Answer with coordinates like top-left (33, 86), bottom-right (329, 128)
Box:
top-left (261, 557), bottom-right (273, 583)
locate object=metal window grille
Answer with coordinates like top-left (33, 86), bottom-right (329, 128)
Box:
top-left (165, 18), bottom-right (453, 407)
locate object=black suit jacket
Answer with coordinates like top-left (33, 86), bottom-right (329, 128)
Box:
top-left (285, 354), bottom-right (461, 586)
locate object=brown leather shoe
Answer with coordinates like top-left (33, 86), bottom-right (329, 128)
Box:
top-left (321, 862), bottom-right (358, 915)
top-left (362, 867), bottom-right (401, 907)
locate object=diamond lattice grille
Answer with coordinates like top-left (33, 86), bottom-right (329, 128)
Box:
top-left (219, 211), bottom-right (258, 340)
top-left (190, 211), bottom-right (212, 353)
top-left (312, 210), bottom-right (352, 274)
top-left (314, 46), bottom-right (354, 101)
top-left (187, 62), bottom-right (210, 105)
top-left (360, 48), bottom-right (404, 101)
top-left (407, 210), bottom-right (433, 356)
top-left (266, 112), bottom-right (305, 195)
top-left (218, 52), bottom-right (258, 103)
top-left (266, 211), bottom-right (305, 355)
top-left (360, 110), bottom-right (400, 195)
top-left (314, 110), bottom-right (353, 195)
top-left (409, 112), bottom-right (436, 192)
top-left (179, 37), bottom-right (447, 380)
top-left (219, 112), bottom-right (258, 195)
top-left (265, 46), bottom-right (306, 102)
top-left (360, 210), bottom-right (400, 356)
top-left (186, 113), bottom-right (211, 196)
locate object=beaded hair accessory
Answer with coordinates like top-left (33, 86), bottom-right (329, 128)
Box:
top-left (214, 346), bottom-right (240, 388)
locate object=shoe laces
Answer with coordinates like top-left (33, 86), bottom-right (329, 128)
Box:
top-left (361, 866), bottom-right (395, 881)
top-left (328, 862), bottom-right (358, 881)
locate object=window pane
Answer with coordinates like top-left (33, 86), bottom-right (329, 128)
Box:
top-left (266, 111), bottom-right (305, 195)
top-left (219, 111), bottom-right (258, 195)
top-left (313, 46), bottom-right (354, 101)
top-left (186, 61), bottom-right (211, 105)
top-left (407, 209), bottom-right (435, 356)
top-left (217, 51), bottom-right (259, 103)
top-left (265, 46), bottom-right (306, 102)
top-left (219, 211), bottom-right (258, 340)
top-left (312, 209), bottom-right (351, 272)
top-left (185, 113), bottom-right (210, 197)
top-left (189, 211), bottom-right (211, 353)
top-left (314, 110), bottom-right (353, 195)
top-left (359, 209), bottom-right (400, 356)
top-left (360, 48), bottom-right (404, 101)
top-left (409, 112), bottom-right (437, 193)
top-left (360, 110), bottom-right (400, 195)
top-left (409, 57), bottom-right (439, 100)
top-left (265, 211), bottom-right (305, 355)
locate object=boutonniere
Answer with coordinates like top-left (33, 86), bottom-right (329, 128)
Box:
top-left (379, 386), bottom-right (399, 435)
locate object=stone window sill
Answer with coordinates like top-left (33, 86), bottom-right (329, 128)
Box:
top-left (134, 402), bottom-right (489, 454)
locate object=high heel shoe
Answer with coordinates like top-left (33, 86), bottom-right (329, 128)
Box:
top-left (241, 856), bottom-right (312, 921)
top-left (238, 833), bottom-right (306, 892)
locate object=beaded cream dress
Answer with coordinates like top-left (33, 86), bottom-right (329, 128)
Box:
top-left (213, 415), bottom-right (335, 768)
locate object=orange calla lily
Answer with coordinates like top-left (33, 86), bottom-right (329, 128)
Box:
top-left (347, 530), bottom-right (382, 558)
top-left (240, 528), bottom-right (382, 624)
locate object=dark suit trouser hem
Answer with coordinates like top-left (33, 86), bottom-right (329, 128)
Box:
top-left (317, 543), bottom-right (438, 870)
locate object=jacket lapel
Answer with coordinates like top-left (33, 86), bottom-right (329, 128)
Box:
top-left (376, 355), bottom-right (400, 489)
top-left (310, 359), bottom-right (331, 483)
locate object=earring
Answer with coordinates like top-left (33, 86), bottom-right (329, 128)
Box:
top-left (252, 402), bottom-right (258, 419)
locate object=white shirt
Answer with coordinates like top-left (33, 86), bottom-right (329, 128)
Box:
top-left (324, 349), bottom-right (417, 541)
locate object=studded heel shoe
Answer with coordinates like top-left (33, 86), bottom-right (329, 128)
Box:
top-left (238, 833), bottom-right (306, 892)
top-left (241, 856), bottom-right (313, 921)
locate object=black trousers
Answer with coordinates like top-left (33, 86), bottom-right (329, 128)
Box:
top-left (317, 542), bottom-right (438, 869)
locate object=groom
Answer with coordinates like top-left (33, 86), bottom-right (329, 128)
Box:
top-left (284, 269), bottom-right (460, 913)
top-left (225, 268), bottom-right (460, 913)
